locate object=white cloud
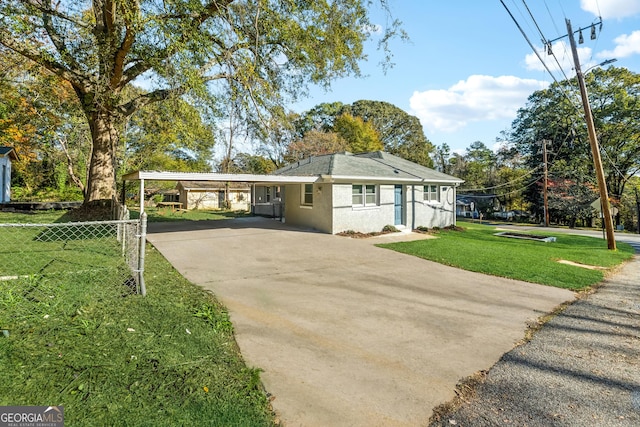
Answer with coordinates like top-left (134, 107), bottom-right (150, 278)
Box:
top-left (598, 30), bottom-right (640, 58)
top-left (524, 41), bottom-right (593, 75)
top-left (409, 75), bottom-right (549, 133)
top-left (581, 0), bottom-right (640, 19)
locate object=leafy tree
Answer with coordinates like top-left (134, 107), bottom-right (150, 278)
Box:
top-left (546, 177), bottom-right (598, 228)
top-left (232, 153), bottom-right (276, 174)
top-left (333, 113), bottom-right (383, 153)
top-left (0, 1), bottom-right (399, 208)
top-left (588, 67), bottom-right (640, 201)
top-left (0, 50), bottom-right (89, 200)
top-left (294, 102), bottom-right (345, 137)
top-left (253, 109), bottom-right (298, 169)
top-left (124, 96), bottom-right (215, 172)
top-left (619, 176), bottom-right (640, 232)
top-left (457, 141), bottom-right (497, 191)
top-left (293, 100), bottom-right (435, 167)
top-left (511, 67), bottom-right (640, 223)
top-left (343, 100), bottom-right (434, 166)
top-left (285, 130), bottom-right (347, 162)
top-left (433, 143), bottom-right (451, 174)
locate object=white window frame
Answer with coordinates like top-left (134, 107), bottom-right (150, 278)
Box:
top-left (423, 185), bottom-right (440, 203)
top-left (352, 184), bottom-right (378, 207)
top-left (302, 183), bottom-right (313, 206)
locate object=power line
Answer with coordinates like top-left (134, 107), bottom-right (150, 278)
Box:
top-left (543, 0), bottom-right (561, 36)
top-left (521, 0), bottom-right (547, 45)
top-left (458, 164), bottom-right (542, 193)
top-left (520, 0), bottom-right (571, 82)
top-left (499, 0), bottom-right (560, 84)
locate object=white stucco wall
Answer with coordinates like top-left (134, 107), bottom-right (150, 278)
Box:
top-left (282, 183), bottom-right (333, 233)
top-left (281, 182), bottom-right (457, 234)
top-left (408, 185), bottom-right (457, 229)
top-left (332, 184), bottom-right (399, 234)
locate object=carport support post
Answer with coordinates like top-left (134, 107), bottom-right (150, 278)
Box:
top-left (138, 212), bottom-right (147, 296)
top-left (139, 178), bottom-right (145, 214)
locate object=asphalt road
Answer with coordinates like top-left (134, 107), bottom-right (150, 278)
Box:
top-left (430, 225), bottom-right (640, 427)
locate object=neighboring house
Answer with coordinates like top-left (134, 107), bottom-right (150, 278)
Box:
top-left (456, 196), bottom-right (479, 219)
top-left (456, 194), bottom-right (501, 219)
top-left (273, 151), bottom-right (463, 234)
top-left (176, 181), bottom-right (251, 210)
top-left (0, 147), bottom-right (18, 204)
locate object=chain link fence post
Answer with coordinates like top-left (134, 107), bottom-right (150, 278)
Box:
top-left (137, 212), bottom-right (147, 296)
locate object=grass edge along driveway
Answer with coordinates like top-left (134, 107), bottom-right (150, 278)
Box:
top-left (0, 210), bottom-right (275, 427)
top-left (377, 223), bottom-right (635, 290)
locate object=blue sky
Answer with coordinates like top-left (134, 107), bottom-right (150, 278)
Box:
top-left (292, 0), bottom-right (640, 154)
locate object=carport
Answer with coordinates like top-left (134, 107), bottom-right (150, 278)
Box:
top-left (121, 170), bottom-right (317, 215)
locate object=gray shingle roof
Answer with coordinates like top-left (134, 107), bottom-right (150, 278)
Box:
top-left (274, 151), bottom-right (463, 183)
top-left (0, 146), bottom-right (18, 160)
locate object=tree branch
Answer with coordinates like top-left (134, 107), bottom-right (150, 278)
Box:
top-left (58, 135), bottom-right (86, 195)
top-left (110, 2), bottom-right (138, 88)
top-left (117, 72), bottom-right (228, 117)
top-left (41, 10), bottom-right (82, 72)
top-left (0, 36), bottom-right (91, 93)
top-left (24, 0), bottom-right (91, 29)
top-left (158, 0), bottom-right (235, 22)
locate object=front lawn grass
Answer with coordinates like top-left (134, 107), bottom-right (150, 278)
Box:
top-left (0, 211), bottom-right (275, 426)
top-left (129, 207), bottom-right (252, 222)
top-left (378, 223), bottom-right (635, 290)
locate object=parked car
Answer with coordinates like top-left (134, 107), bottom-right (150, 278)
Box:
top-left (493, 210), bottom-right (515, 220)
top-left (459, 210), bottom-right (480, 219)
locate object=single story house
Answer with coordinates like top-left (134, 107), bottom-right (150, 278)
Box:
top-left (271, 151), bottom-right (463, 234)
top-left (456, 194), bottom-right (501, 219)
top-left (0, 147), bottom-right (18, 204)
top-left (123, 151), bottom-right (463, 234)
top-left (176, 181), bottom-right (251, 210)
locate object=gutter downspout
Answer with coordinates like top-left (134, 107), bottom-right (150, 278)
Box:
top-left (453, 184), bottom-right (458, 226)
top-left (411, 184), bottom-right (416, 230)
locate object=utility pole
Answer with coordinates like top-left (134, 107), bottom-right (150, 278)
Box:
top-left (542, 140), bottom-right (550, 227)
top-left (566, 19), bottom-right (616, 250)
top-left (635, 187), bottom-right (640, 234)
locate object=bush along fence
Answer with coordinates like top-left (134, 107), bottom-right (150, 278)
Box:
top-left (0, 213), bottom-right (148, 296)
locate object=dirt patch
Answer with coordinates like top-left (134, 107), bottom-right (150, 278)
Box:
top-left (495, 231), bottom-right (556, 242)
top-left (336, 230), bottom-right (399, 239)
top-left (557, 259), bottom-right (607, 270)
top-left (429, 370), bottom-right (488, 425)
top-left (337, 225), bottom-right (463, 239)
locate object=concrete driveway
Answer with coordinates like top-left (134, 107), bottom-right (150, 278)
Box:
top-left (147, 217), bottom-right (574, 426)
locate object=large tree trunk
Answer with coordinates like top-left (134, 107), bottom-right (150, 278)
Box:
top-left (84, 110), bottom-right (118, 204)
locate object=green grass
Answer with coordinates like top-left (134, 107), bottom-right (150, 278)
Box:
top-left (0, 210), bottom-right (275, 426)
top-left (378, 223), bottom-right (635, 290)
top-left (0, 223), bottom-right (126, 278)
top-left (129, 207), bottom-right (252, 222)
top-left (0, 210), bottom-right (70, 224)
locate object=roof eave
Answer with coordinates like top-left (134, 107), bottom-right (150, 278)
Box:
top-left (123, 171), bottom-right (318, 184)
top-left (320, 175), bottom-right (464, 184)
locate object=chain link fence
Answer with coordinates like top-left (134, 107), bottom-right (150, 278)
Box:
top-left (0, 214), bottom-right (147, 296)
